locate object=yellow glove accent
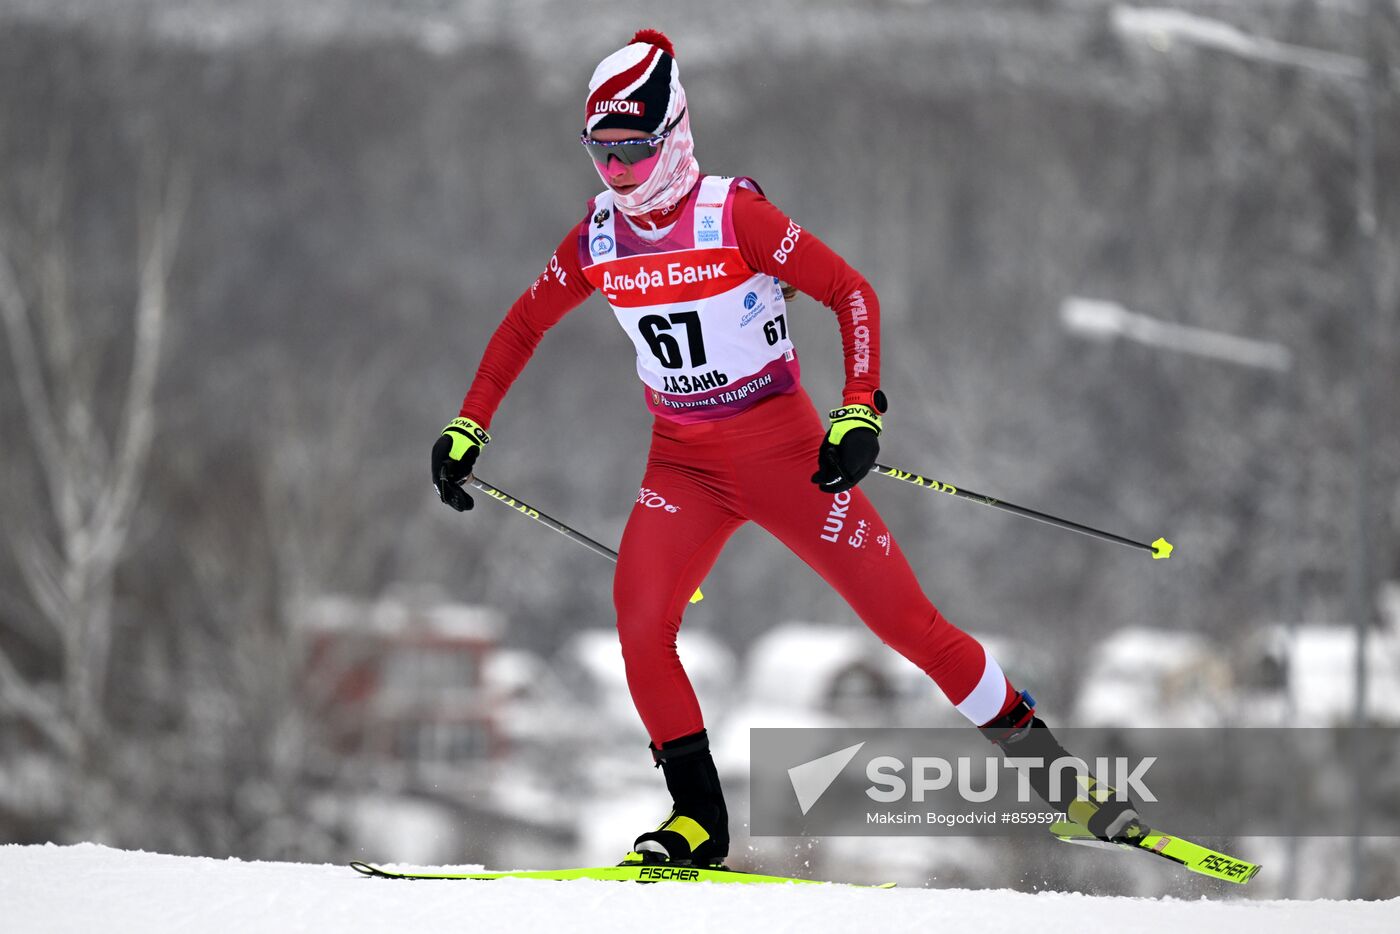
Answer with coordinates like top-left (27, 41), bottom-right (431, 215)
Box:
top-left (442, 417), bottom-right (490, 461)
top-left (825, 404), bottom-right (883, 445)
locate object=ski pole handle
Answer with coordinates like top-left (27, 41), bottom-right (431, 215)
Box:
top-left (463, 475), bottom-right (705, 603)
top-left (871, 463), bottom-right (1173, 560)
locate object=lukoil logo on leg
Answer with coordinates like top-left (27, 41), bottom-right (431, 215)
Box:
top-left (819, 490), bottom-right (852, 543)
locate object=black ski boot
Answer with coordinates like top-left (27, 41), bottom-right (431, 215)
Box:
top-left (982, 691), bottom-right (1143, 841)
top-left (631, 729), bottom-right (730, 866)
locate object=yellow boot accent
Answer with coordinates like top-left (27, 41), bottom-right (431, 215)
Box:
top-left (663, 815), bottom-right (711, 852)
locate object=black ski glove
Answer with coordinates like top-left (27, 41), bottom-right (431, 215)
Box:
top-left (431, 417), bottom-right (490, 511)
top-left (811, 391), bottom-right (887, 495)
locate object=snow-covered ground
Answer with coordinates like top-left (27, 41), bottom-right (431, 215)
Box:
top-left (3, 844), bottom-right (1396, 934)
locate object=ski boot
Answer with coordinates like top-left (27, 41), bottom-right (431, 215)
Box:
top-left (982, 691), bottom-right (1143, 842)
top-left (628, 729), bottom-right (730, 867)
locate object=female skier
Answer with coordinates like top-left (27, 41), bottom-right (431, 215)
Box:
top-left (431, 30), bottom-right (1136, 866)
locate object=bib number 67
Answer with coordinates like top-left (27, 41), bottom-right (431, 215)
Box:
top-left (639, 310), bottom-right (707, 370)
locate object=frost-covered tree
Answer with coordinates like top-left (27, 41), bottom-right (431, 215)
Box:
top-left (0, 147), bottom-right (186, 840)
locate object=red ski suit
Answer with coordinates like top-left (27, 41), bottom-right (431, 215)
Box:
top-left (460, 177), bottom-right (1017, 746)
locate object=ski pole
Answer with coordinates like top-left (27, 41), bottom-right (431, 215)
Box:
top-left (462, 475), bottom-right (705, 603)
top-left (871, 463), bottom-right (1173, 560)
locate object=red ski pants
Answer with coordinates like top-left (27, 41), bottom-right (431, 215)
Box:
top-left (613, 388), bottom-right (1016, 746)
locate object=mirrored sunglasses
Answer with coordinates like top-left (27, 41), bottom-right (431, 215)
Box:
top-left (579, 108), bottom-right (686, 166)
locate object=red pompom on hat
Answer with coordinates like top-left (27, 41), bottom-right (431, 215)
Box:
top-left (585, 30), bottom-right (684, 135)
top-left (630, 29), bottom-right (674, 57)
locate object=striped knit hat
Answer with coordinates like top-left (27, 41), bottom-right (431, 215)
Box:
top-left (584, 29), bottom-right (699, 218)
top-left (585, 29), bottom-right (683, 136)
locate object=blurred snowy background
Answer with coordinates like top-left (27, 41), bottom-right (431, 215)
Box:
top-left (1, 0), bottom-right (1398, 900)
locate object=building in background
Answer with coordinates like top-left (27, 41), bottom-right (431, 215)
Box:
top-left (1072, 627), bottom-right (1232, 728)
top-left (300, 590), bottom-right (505, 780)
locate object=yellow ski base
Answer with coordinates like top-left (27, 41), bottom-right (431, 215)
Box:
top-left (1050, 821), bottom-right (1259, 884)
top-left (351, 856), bottom-right (895, 888)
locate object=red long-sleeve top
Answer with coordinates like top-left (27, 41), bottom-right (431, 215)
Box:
top-left (459, 185), bottom-right (881, 427)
